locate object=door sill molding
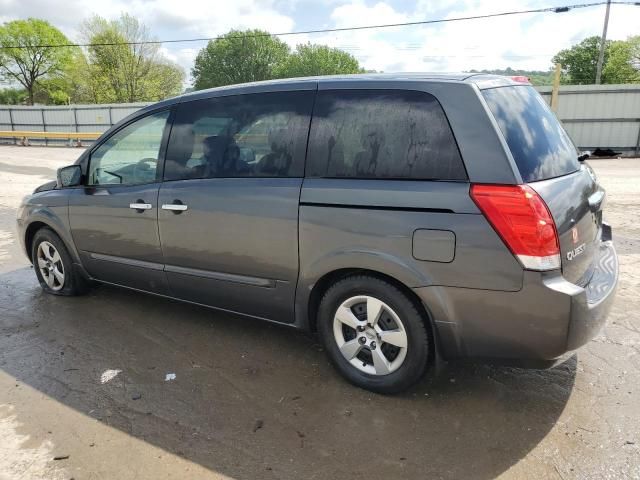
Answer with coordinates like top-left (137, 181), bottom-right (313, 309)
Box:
top-left (93, 279), bottom-right (296, 326)
top-left (86, 251), bottom-right (276, 288)
top-left (88, 252), bottom-right (164, 271)
top-left (165, 264), bottom-right (276, 288)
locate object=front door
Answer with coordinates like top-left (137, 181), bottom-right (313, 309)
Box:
top-left (68, 110), bottom-right (171, 294)
top-left (157, 90), bottom-right (314, 323)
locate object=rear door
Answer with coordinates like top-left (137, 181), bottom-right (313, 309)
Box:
top-left (157, 90), bottom-right (315, 322)
top-left (482, 85), bottom-right (603, 284)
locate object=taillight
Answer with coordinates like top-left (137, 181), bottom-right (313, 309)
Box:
top-left (470, 184), bottom-right (560, 271)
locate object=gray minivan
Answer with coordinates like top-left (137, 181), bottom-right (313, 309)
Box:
top-left (17, 73), bottom-right (618, 393)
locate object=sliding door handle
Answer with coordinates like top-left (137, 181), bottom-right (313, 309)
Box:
top-left (162, 204), bottom-right (188, 211)
top-left (129, 202), bottom-right (152, 211)
top-left (162, 202), bottom-right (188, 213)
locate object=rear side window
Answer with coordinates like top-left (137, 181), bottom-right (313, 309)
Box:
top-left (482, 86), bottom-right (579, 182)
top-left (306, 90), bottom-right (466, 180)
top-left (164, 91), bottom-right (313, 180)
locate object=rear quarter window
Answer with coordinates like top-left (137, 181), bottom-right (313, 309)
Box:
top-left (482, 86), bottom-right (580, 182)
top-left (306, 89), bottom-right (466, 181)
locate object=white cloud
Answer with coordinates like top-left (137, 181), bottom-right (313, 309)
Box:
top-left (429, 1), bottom-right (640, 71)
top-left (294, 0), bottom-right (639, 74)
top-left (331, 1), bottom-right (409, 27)
top-left (142, 0), bottom-right (295, 36)
top-left (306, 0), bottom-right (640, 73)
top-left (1, 0), bottom-right (639, 85)
top-left (0, 0), bottom-right (296, 84)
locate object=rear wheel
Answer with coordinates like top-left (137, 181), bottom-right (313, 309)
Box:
top-left (318, 275), bottom-right (431, 394)
top-left (31, 228), bottom-right (89, 296)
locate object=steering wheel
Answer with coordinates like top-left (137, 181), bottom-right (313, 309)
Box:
top-left (133, 158), bottom-right (157, 182)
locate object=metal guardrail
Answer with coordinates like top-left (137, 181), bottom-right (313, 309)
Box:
top-left (1, 85), bottom-right (639, 153)
top-left (0, 103), bottom-right (148, 146)
top-left (0, 130), bottom-right (101, 146)
top-left (0, 130), bottom-right (100, 140)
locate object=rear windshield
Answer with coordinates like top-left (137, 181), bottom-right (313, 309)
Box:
top-left (482, 86), bottom-right (579, 182)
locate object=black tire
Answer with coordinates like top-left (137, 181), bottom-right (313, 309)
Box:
top-left (317, 275), bottom-right (431, 394)
top-left (31, 227), bottom-right (90, 296)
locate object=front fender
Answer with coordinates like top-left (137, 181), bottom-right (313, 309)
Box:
top-left (17, 190), bottom-right (77, 264)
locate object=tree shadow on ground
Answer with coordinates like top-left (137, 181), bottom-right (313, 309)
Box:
top-left (0, 267), bottom-right (576, 480)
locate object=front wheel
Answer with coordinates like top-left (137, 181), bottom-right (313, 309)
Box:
top-left (318, 275), bottom-right (431, 394)
top-left (31, 227), bottom-right (89, 296)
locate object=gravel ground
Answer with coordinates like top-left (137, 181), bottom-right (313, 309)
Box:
top-left (0, 145), bottom-right (639, 480)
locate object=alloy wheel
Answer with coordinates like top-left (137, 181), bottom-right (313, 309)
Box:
top-left (36, 241), bottom-right (65, 291)
top-left (332, 295), bottom-right (408, 376)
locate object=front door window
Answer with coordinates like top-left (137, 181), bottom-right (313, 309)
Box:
top-left (88, 110), bottom-right (169, 186)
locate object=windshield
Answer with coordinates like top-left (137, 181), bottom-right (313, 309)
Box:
top-left (482, 86), bottom-right (580, 182)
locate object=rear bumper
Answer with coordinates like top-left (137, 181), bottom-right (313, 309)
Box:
top-left (414, 239), bottom-right (618, 363)
top-left (566, 240), bottom-right (618, 350)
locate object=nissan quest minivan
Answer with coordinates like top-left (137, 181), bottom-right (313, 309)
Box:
top-left (17, 73), bottom-right (618, 393)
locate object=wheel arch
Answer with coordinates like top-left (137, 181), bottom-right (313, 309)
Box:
top-left (24, 221), bottom-right (50, 261)
top-left (301, 267), bottom-right (438, 363)
top-left (23, 216), bottom-right (81, 267)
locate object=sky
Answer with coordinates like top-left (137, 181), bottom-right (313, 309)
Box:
top-left (1, 0), bottom-right (639, 86)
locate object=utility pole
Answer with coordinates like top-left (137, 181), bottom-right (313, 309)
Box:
top-left (595, 0), bottom-right (611, 84)
top-left (551, 63), bottom-right (562, 113)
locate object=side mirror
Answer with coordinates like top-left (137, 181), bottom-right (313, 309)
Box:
top-left (56, 165), bottom-right (82, 188)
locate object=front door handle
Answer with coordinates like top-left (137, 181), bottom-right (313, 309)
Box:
top-left (161, 200), bottom-right (188, 213)
top-left (129, 201), bottom-right (152, 212)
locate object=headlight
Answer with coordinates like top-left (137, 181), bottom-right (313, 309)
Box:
top-left (584, 162), bottom-right (598, 183)
top-left (16, 195), bottom-right (32, 219)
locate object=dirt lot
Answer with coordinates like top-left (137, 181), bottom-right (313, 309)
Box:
top-left (0, 145), bottom-right (638, 480)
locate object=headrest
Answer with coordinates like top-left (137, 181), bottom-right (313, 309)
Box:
top-left (172, 125), bottom-right (195, 165)
top-left (268, 128), bottom-right (290, 151)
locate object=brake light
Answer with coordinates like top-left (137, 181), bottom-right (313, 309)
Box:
top-left (470, 184), bottom-right (560, 271)
top-left (510, 75), bottom-right (530, 84)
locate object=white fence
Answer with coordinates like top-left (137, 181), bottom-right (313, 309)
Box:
top-left (537, 84), bottom-right (640, 155)
top-left (1, 84), bottom-right (639, 154)
top-left (0, 103), bottom-right (149, 145)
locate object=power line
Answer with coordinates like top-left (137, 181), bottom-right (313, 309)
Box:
top-left (0, 1), bottom-right (638, 50)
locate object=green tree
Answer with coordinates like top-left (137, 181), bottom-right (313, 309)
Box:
top-left (146, 60), bottom-right (187, 99)
top-left (630, 35), bottom-right (640, 68)
top-left (60, 50), bottom-right (99, 103)
top-left (552, 35), bottom-right (640, 84)
top-left (469, 68), bottom-right (555, 86)
top-left (552, 36), bottom-right (607, 84)
top-left (34, 76), bottom-right (72, 104)
top-left (192, 29), bottom-right (290, 89)
top-left (603, 37), bottom-right (640, 83)
top-left (0, 19), bottom-right (75, 104)
top-left (0, 87), bottom-right (27, 104)
top-left (274, 43), bottom-right (363, 78)
top-left (82, 14), bottom-right (184, 102)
